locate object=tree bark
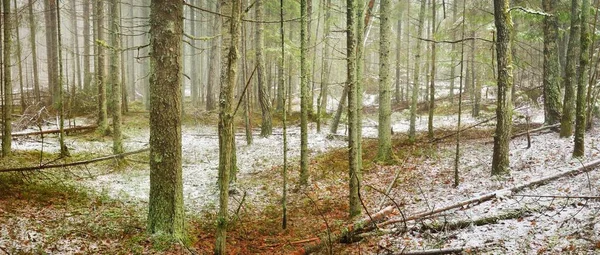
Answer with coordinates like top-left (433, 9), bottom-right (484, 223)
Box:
top-left (206, 1), bottom-right (221, 111)
top-left (43, 0), bottom-right (59, 105)
top-left (574, 0), bottom-right (590, 157)
top-left (377, 0), bottom-right (392, 161)
top-left (491, 0), bottom-right (514, 176)
top-left (542, 0), bottom-right (563, 125)
top-left (96, 0), bottom-right (108, 132)
top-left (428, 0), bottom-right (437, 138)
top-left (14, 0), bottom-right (25, 114)
top-left (110, 0), bottom-right (123, 154)
top-left (255, 0), bottom-right (272, 137)
top-left (28, 0), bottom-right (41, 102)
top-left (409, 0), bottom-right (427, 141)
top-left (2, 0), bottom-right (12, 156)
top-left (147, 0), bottom-right (184, 239)
top-left (560, 0), bottom-right (581, 137)
top-left (346, 0), bottom-right (360, 218)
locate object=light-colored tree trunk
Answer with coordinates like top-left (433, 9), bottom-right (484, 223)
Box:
top-left (206, 1), bottom-right (220, 111)
top-left (491, 0), bottom-right (514, 176)
top-left (83, 0), bottom-right (91, 93)
top-left (395, 17), bottom-right (402, 104)
top-left (44, 0), bottom-right (59, 105)
top-left (300, 0), bottom-right (309, 185)
top-left (427, 0), bottom-right (437, 138)
top-left (346, 0), bottom-right (360, 218)
top-left (409, 0), bottom-right (427, 141)
top-left (110, 0), bottom-right (122, 154)
top-left (147, 0), bottom-right (184, 240)
top-left (377, 0), bottom-right (392, 161)
top-left (255, 0), bottom-right (272, 137)
top-left (14, 0), bottom-right (25, 114)
top-left (96, 0), bottom-right (108, 132)
top-left (316, 0), bottom-right (331, 132)
top-left (28, 0), bottom-right (41, 102)
top-left (215, 0), bottom-right (241, 252)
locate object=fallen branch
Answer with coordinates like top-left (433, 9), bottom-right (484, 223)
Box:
top-left (400, 247), bottom-right (465, 255)
top-left (431, 116), bottom-right (496, 143)
top-left (375, 157), bottom-right (600, 230)
top-left (0, 148), bottom-right (149, 173)
top-left (418, 208), bottom-right (538, 233)
top-left (8, 125), bottom-right (97, 138)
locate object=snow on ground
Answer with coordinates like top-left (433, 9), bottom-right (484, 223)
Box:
top-left (375, 123), bottom-right (600, 254)
top-left (76, 125), bottom-right (346, 212)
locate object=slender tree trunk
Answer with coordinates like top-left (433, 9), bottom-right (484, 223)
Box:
top-left (574, 0), bottom-right (590, 157)
top-left (147, 0), bottom-right (184, 240)
top-left (215, 0), bottom-right (241, 252)
top-left (409, 0), bottom-right (426, 141)
top-left (300, 0), bottom-right (309, 185)
top-left (560, 0), bottom-right (581, 137)
top-left (206, 1), bottom-right (220, 111)
top-left (110, 0), bottom-right (123, 154)
top-left (279, 0), bottom-right (288, 229)
top-left (190, 3), bottom-right (198, 106)
top-left (347, 0), bottom-right (360, 218)
top-left (71, 0), bottom-right (82, 91)
top-left (255, 0), bottom-right (272, 137)
top-left (405, 2), bottom-right (411, 102)
top-left (2, 0), bottom-right (12, 156)
top-left (83, 0), bottom-right (91, 94)
top-left (377, 0), bottom-right (392, 161)
top-left (317, 0), bottom-right (332, 132)
top-left (542, 0), bottom-right (562, 125)
top-left (470, 30), bottom-right (480, 117)
top-left (491, 0), bottom-right (514, 176)
top-left (44, 0), bottom-right (59, 105)
top-left (55, 0), bottom-right (68, 157)
top-left (428, 0), bottom-right (437, 138)
top-left (28, 0), bottom-right (41, 102)
top-left (449, 1), bottom-right (457, 104)
top-left (14, 0), bottom-right (25, 114)
top-left (96, 0), bottom-right (108, 131)
top-left (395, 17), bottom-right (402, 104)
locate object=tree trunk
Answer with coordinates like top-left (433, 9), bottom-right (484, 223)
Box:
top-left (71, 0), bottom-right (82, 91)
top-left (147, 0), bottom-right (184, 239)
top-left (560, 0), bottom-right (581, 137)
top-left (2, 0), bottom-right (12, 156)
top-left (317, 0), bottom-right (332, 132)
top-left (96, 0), bottom-right (108, 132)
top-left (206, 1), bottom-right (220, 111)
top-left (28, 0), bottom-right (41, 102)
top-left (377, 0), bottom-right (392, 161)
top-left (55, 0), bottom-right (68, 157)
top-left (449, 1), bottom-right (457, 104)
top-left (427, 0), bottom-right (437, 138)
top-left (346, 0), bottom-right (360, 218)
top-left (542, 0), bottom-right (563, 125)
top-left (491, 0), bottom-right (514, 176)
top-left (574, 0), bottom-right (590, 157)
top-left (395, 18), bottom-right (402, 104)
top-left (14, 0), bottom-right (25, 114)
top-left (300, 0), bottom-right (309, 185)
top-left (43, 0), bottom-right (59, 105)
top-left (215, 0), bottom-right (241, 252)
top-left (409, 0), bottom-right (426, 141)
top-left (255, 0), bottom-right (272, 137)
top-left (110, 0), bottom-right (123, 154)
top-left (83, 0), bottom-right (91, 93)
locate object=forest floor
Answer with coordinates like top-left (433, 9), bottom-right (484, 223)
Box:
top-left (1, 103), bottom-right (600, 254)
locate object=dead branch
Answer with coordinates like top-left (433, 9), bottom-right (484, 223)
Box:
top-left (0, 148), bottom-right (149, 173)
top-left (7, 125), bottom-right (97, 138)
top-left (400, 247), bottom-right (465, 255)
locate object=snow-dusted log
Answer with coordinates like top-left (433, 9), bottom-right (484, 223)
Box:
top-left (400, 247), bottom-right (465, 255)
top-left (4, 125), bottom-right (97, 138)
top-left (0, 148), bottom-right (148, 173)
top-left (377, 157), bottom-right (600, 229)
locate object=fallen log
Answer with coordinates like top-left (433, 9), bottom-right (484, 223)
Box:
top-left (0, 148), bottom-right (149, 173)
top-left (400, 247), bottom-right (465, 255)
top-left (375, 157), bottom-right (600, 230)
top-left (418, 208), bottom-right (538, 233)
top-left (8, 125), bottom-right (97, 138)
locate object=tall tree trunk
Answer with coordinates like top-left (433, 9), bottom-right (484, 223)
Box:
top-left (2, 0), bottom-right (12, 156)
top-left (542, 0), bottom-right (562, 125)
top-left (560, 0), bottom-right (581, 137)
top-left (491, 0), bottom-right (514, 176)
top-left (300, 0), bottom-right (309, 185)
top-left (409, 0), bottom-right (426, 141)
top-left (377, 0), bottom-right (392, 161)
top-left (110, 0), bottom-right (123, 154)
top-left (574, 0), bottom-right (590, 157)
top-left (317, 0), bottom-right (332, 132)
top-left (14, 0), bottom-right (25, 114)
top-left (449, 0), bottom-right (457, 104)
top-left (255, 0), bottom-right (272, 137)
top-left (147, 0), bottom-right (184, 240)
top-left (279, 0), bottom-right (288, 229)
top-left (428, 0), bottom-right (437, 138)
top-left (56, 0), bottom-right (68, 157)
top-left (470, 30), bottom-right (480, 117)
top-left (405, 2), bottom-right (411, 102)
top-left (71, 0), bottom-right (82, 91)
top-left (96, 0), bottom-right (108, 131)
top-left (346, 0), bottom-right (360, 218)
top-left (206, 1), bottom-right (220, 111)
top-left (395, 17), bottom-right (402, 104)
top-left (28, 0), bottom-right (41, 102)
top-left (189, 3), bottom-right (198, 106)
top-left (44, 0), bottom-right (59, 105)
top-left (83, 0), bottom-right (91, 93)
top-left (215, 0), bottom-right (241, 253)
